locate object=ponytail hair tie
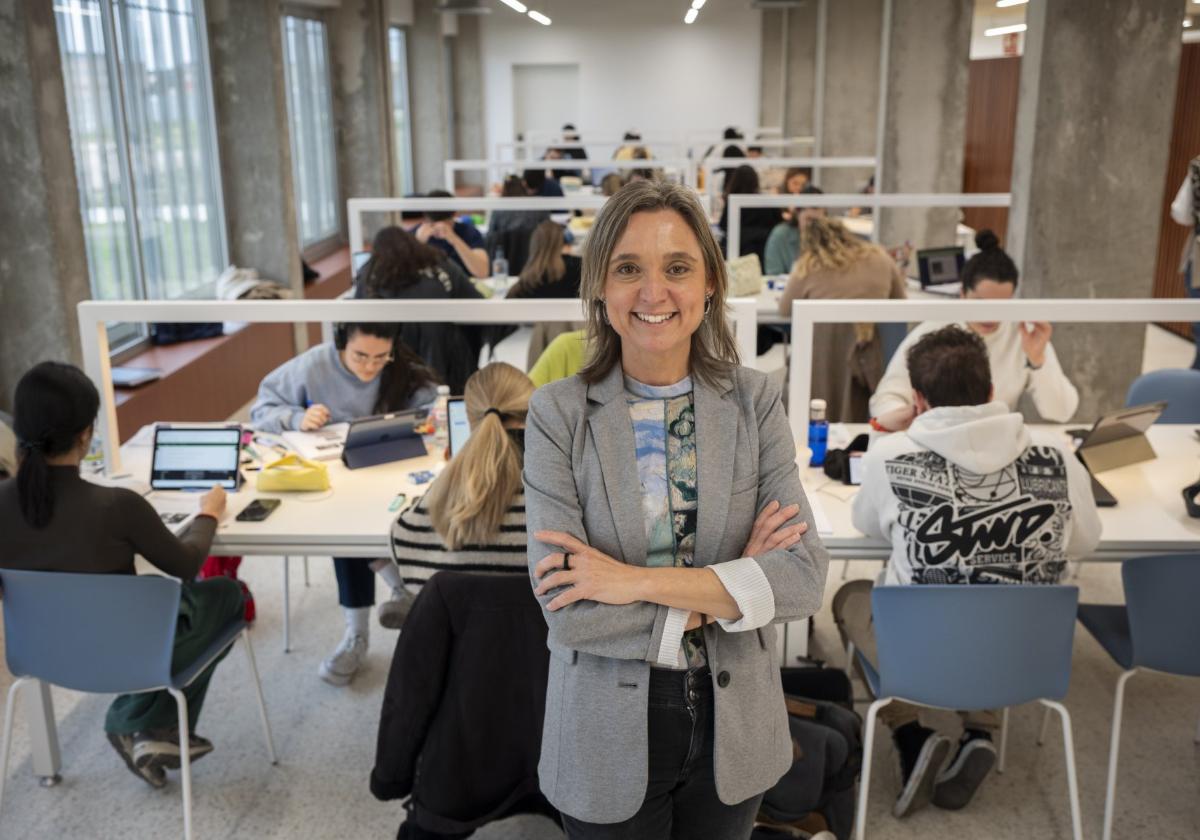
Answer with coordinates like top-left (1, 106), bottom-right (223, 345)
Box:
top-left (17, 439), bottom-right (43, 455)
top-left (484, 408), bottom-right (503, 420)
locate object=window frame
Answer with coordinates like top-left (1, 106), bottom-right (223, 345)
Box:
top-left (387, 25), bottom-right (415, 197)
top-left (281, 8), bottom-right (342, 255)
top-left (55, 0), bottom-right (230, 356)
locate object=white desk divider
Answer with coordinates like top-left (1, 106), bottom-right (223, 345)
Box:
top-left (786, 297), bottom-right (1200, 443)
top-left (443, 158), bottom-right (699, 193)
top-left (700, 156), bottom-right (876, 199)
top-left (495, 138), bottom-right (688, 163)
top-left (347, 195), bottom-right (610, 252)
top-left (724, 192), bottom-right (1012, 256)
top-left (78, 297), bottom-right (759, 473)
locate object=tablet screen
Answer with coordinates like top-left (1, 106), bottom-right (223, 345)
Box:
top-left (151, 426), bottom-right (241, 490)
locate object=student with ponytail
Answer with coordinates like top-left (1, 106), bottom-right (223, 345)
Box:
top-left (388, 362), bottom-right (533, 601)
top-left (870, 229), bottom-right (1080, 431)
top-left (0, 362), bottom-right (239, 789)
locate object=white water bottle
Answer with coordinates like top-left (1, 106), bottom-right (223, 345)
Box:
top-left (492, 248), bottom-right (509, 292)
top-left (432, 385), bottom-right (451, 449)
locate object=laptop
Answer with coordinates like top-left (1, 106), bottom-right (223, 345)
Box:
top-left (342, 410), bottom-right (428, 469)
top-left (916, 246), bottom-right (965, 289)
top-left (150, 426), bottom-right (243, 491)
top-left (448, 397), bottom-right (471, 458)
top-left (1070, 401), bottom-right (1168, 507)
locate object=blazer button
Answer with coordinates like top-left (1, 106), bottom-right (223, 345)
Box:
top-left (717, 670), bottom-right (731, 688)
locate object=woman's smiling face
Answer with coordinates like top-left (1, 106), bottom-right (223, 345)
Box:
top-left (602, 209), bottom-right (713, 384)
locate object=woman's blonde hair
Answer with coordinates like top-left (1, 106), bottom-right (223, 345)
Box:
top-left (423, 362), bottom-right (534, 550)
top-left (795, 216), bottom-right (880, 275)
top-left (518, 221), bottom-right (566, 287)
top-left (577, 180), bottom-right (738, 386)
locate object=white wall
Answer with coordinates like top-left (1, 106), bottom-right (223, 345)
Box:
top-left (479, 1), bottom-right (763, 157)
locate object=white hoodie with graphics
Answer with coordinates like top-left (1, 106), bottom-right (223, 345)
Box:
top-left (852, 401), bottom-right (1101, 586)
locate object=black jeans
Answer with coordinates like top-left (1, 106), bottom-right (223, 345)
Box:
top-left (561, 667), bottom-right (762, 840)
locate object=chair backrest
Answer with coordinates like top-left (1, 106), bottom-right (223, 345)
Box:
top-left (871, 584), bottom-right (1079, 710)
top-left (1125, 369), bottom-right (1200, 423)
top-left (1123, 553), bottom-right (1200, 676)
top-left (0, 570), bottom-right (180, 694)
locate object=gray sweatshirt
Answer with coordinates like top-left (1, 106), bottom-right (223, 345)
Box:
top-left (251, 343), bottom-right (436, 433)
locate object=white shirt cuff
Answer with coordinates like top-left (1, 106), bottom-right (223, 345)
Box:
top-left (653, 607), bottom-right (689, 668)
top-left (710, 557), bottom-right (775, 632)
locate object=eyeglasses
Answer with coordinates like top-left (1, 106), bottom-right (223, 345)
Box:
top-left (348, 350), bottom-right (394, 367)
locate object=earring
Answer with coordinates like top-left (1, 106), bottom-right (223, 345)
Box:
top-left (703, 295), bottom-right (713, 317)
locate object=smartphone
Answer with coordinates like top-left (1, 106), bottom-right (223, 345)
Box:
top-left (236, 499), bottom-right (281, 522)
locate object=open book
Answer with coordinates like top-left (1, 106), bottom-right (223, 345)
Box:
top-left (280, 423), bottom-right (350, 461)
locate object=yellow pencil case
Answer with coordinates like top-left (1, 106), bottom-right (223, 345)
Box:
top-left (256, 454), bottom-right (331, 492)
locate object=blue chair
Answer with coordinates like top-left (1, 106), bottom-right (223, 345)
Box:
top-left (1076, 553), bottom-right (1200, 840)
top-left (854, 585), bottom-right (1083, 840)
top-left (1125, 369), bottom-right (1200, 422)
top-left (0, 570), bottom-right (277, 839)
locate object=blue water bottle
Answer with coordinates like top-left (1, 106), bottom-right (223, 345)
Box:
top-left (808, 398), bottom-right (828, 467)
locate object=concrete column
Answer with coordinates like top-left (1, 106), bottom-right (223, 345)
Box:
top-left (1008, 0), bottom-right (1181, 420)
top-left (451, 12), bottom-right (485, 193)
top-left (0, 1), bottom-right (91, 409)
top-left (820, 0), bottom-right (882, 193)
top-left (408, 0), bottom-right (449, 193)
top-left (206, 0), bottom-right (303, 298)
top-left (758, 6), bottom-right (817, 140)
top-left (877, 0), bottom-right (972, 251)
top-left (330, 0), bottom-right (392, 219)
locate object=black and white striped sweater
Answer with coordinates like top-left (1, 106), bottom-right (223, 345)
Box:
top-left (390, 492), bottom-right (529, 589)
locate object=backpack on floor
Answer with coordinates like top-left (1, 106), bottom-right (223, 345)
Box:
top-left (758, 676), bottom-right (863, 840)
top-left (780, 664), bottom-right (853, 709)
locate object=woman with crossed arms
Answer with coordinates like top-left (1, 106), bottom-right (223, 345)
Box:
top-left (524, 180), bottom-right (829, 838)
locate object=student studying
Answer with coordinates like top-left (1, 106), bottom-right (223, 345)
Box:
top-left (250, 323), bottom-right (440, 687)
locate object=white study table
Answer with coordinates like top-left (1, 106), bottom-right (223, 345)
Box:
top-left (18, 423), bottom-right (1199, 783)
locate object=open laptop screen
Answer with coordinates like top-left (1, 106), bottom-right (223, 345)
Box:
top-left (151, 426), bottom-right (242, 490)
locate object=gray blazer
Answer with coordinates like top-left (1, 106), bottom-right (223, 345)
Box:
top-left (523, 363), bottom-right (830, 824)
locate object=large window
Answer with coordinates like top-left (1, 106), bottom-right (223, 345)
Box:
top-left (55, 0), bottom-right (228, 349)
top-left (387, 26), bottom-right (414, 196)
top-left (282, 14), bottom-right (339, 249)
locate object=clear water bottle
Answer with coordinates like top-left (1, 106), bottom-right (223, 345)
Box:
top-left (808, 398), bottom-right (828, 467)
top-left (432, 385), bottom-right (451, 450)
top-left (491, 248), bottom-right (509, 293)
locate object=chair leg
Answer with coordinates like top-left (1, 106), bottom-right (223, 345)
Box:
top-left (241, 629), bottom-right (278, 765)
top-left (997, 707), bottom-right (1009, 774)
top-left (845, 640), bottom-right (856, 673)
top-left (1102, 670), bottom-right (1137, 840)
top-left (1037, 704), bottom-right (1052, 746)
top-left (303, 557), bottom-right (310, 588)
top-left (282, 555), bottom-right (291, 654)
top-left (1040, 700), bottom-right (1084, 840)
top-left (854, 698), bottom-right (891, 840)
top-left (168, 689), bottom-right (193, 840)
top-left (0, 677), bottom-right (31, 818)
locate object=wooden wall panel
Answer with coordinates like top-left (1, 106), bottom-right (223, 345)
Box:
top-left (962, 57), bottom-right (1020, 245)
top-left (1152, 42), bottom-right (1200, 340)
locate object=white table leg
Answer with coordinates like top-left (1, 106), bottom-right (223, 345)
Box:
top-left (781, 618), bottom-right (809, 664)
top-left (23, 681), bottom-right (61, 785)
top-left (282, 556), bottom-right (291, 654)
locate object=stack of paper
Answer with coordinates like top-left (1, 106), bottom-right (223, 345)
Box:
top-left (281, 423), bottom-right (350, 461)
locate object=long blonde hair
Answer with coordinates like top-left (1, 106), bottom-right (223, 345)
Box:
top-left (578, 180), bottom-right (739, 387)
top-left (518, 221), bottom-right (566, 287)
top-left (795, 216), bottom-right (880, 275)
top-left (423, 363), bottom-right (534, 550)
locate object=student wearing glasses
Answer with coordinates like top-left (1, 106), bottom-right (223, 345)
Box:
top-left (251, 322), bottom-right (440, 686)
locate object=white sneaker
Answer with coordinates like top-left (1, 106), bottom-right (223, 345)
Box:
top-left (318, 632), bottom-right (368, 686)
top-left (377, 587), bottom-right (415, 630)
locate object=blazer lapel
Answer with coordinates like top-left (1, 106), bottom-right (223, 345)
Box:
top-left (694, 372), bottom-right (738, 567)
top-left (587, 367), bottom-right (649, 567)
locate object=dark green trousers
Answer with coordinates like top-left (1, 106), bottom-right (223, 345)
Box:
top-left (104, 577), bottom-right (244, 735)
